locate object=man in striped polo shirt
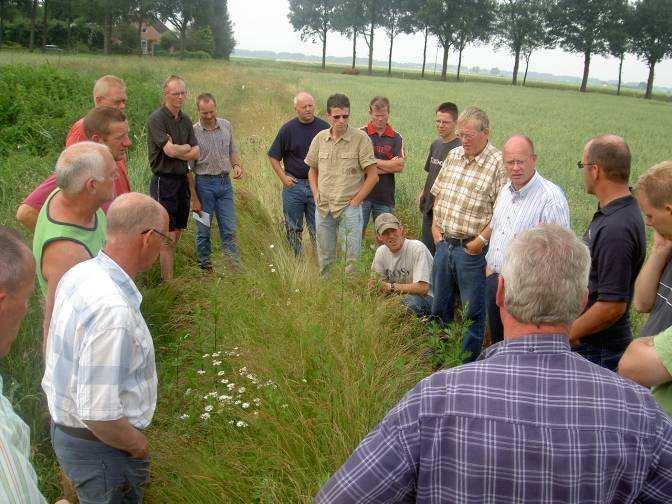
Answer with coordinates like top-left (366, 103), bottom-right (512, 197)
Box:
top-left (485, 135), bottom-right (570, 344)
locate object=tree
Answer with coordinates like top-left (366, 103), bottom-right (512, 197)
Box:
top-left (452, 0), bottom-right (494, 80)
top-left (333, 0), bottom-right (366, 68)
top-left (210, 0), bottom-right (234, 59)
top-left (605, 0), bottom-right (632, 95)
top-left (157, 0), bottom-right (198, 57)
top-left (405, 0), bottom-right (431, 78)
top-left (28, 0), bottom-right (35, 50)
top-left (362, 0), bottom-right (384, 75)
top-left (422, 0), bottom-right (460, 81)
top-left (381, 0), bottom-right (414, 75)
top-left (288, 0), bottom-right (336, 70)
top-left (630, 0), bottom-right (672, 99)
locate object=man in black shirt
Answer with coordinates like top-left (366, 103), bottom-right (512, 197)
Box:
top-left (146, 74), bottom-right (199, 281)
top-left (418, 102), bottom-right (461, 255)
top-left (268, 92), bottom-right (329, 255)
top-left (570, 134), bottom-right (645, 371)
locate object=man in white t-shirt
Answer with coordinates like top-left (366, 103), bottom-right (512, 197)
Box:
top-left (370, 213), bottom-right (434, 317)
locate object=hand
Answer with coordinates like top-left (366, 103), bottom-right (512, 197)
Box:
top-left (463, 238), bottom-right (484, 256)
top-left (653, 231), bottom-right (672, 255)
top-left (128, 433), bottom-right (150, 459)
top-left (416, 190), bottom-right (424, 206)
top-left (282, 175), bottom-right (297, 188)
top-left (190, 196), bottom-right (202, 214)
top-left (349, 198), bottom-right (361, 208)
top-left (379, 281), bottom-right (392, 293)
top-left (232, 165), bottom-right (244, 179)
top-left (166, 134), bottom-right (174, 146)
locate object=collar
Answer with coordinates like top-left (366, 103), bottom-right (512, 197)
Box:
top-left (365, 122), bottom-right (396, 138)
top-left (162, 105), bottom-right (182, 121)
top-left (597, 193), bottom-right (635, 216)
top-left (197, 119), bottom-right (221, 132)
top-left (327, 125), bottom-right (353, 143)
top-left (508, 170), bottom-right (540, 197)
top-left (460, 142), bottom-right (496, 167)
top-left (481, 333), bottom-right (570, 360)
top-left (96, 251), bottom-right (143, 309)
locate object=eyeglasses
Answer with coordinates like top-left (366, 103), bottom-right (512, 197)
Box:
top-left (504, 159), bottom-right (529, 167)
top-left (169, 91), bottom-right (187, 97)
top-left (577, 161), bottom-right (596, 169)
top-left (331, 114), bottom-right (350, 120)
top-left (457, 131), bottom-right (480, 141)
top-left (141, 228), bottom-right (173, 245)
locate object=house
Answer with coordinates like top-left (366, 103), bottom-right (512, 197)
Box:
top-left (132, 18), bottom-right (171, 55)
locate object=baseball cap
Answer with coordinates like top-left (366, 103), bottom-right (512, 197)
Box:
top-left (375, 213), bottom-right (401, 235)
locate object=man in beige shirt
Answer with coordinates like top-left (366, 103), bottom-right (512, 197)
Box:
top-left (305, 93), bottom-right (378, 274)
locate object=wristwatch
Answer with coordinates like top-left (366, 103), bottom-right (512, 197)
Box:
top-left (477, 234), bottom-right (489, 246)
top-left (390, 282), bottom-right (396, 292)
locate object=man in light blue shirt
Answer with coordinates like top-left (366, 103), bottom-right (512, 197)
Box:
top-left (485, 135), bottom-right (570, 343)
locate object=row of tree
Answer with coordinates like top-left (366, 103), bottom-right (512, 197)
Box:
top-left (0, 0), bottom-right (235, 59)
top-left (288, 0), bottom-right (672, 99)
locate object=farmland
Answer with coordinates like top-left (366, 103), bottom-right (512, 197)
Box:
top-left (1, 52), bottom-right (671, 502)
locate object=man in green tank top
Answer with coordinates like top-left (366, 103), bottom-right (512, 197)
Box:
top-left (33, 141), bottom-right (115, 348)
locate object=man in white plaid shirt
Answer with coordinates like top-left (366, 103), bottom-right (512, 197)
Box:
top-left (43, 192), bottom-right (169, 503)
top-left (430, 107), bottom-right (507, 362)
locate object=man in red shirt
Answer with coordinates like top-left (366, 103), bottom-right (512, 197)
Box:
top-left (16, 75), bottom-right (130, 231)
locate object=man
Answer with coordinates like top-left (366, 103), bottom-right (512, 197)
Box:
top-left (43, 193), bottom-right (167, 503)
top-left (317, 225), bottom-right (672, 503)
top-left (33, 142), bottom-right (115, 346)
top-left (618, 160), bottom-right (672, 415)
top-left (305, 93), bottom-right (378, 274)
top-left (190, 93), bottom-right (243, 271)
top-left (418, 102), bottom-right (461, 255)
top-left (360, 96), bottom-right (404, 236)
top-left (570, 135), bottom-right (645, 371)
top-left (16, 75), bottom-right (130, 230)
top-left (0, 227), bottom-right (47, 504)
top-left (147, 74), bottom-right (200, 281)
top-left (370, 213), bottom-right (433, 317)
top-left (485, 135), bottom-right (570, 343)
top-left (268, 92), bottom-right (330, 256)
top-left (430, 106), bottom-right (506, 362)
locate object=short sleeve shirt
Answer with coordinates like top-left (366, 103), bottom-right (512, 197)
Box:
top-left (372, 239), bottom-right (434, 297)
top-left (147, 106), bottom-right (197, 176)
top-left (361, 122), bottom-right (404, 206)
top-left (305, 126), bottom-right (377, 218)
top-left (653, 328), bottom-right (672, 416)
top-left (640, 258), bottom-right (672, 337)
top-left (191, 118), bottom-right (237, 176)
top-left (268, 117), bottom-right (330, 180)
top-left (419, 137), bottom-right (461, 215)
top-left (581, 194), bottom-right (646, 351)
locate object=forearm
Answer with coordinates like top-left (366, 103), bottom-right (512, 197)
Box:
top-left (352, 166), bottom-right (379, 204)
top-left (269, 157), bottom-right (288, 182)
top-left (569, 301), bottom-right (627, 344)
top-left (308, 167), bottom-right (319, 200)
top-left (479, 223), bottom-right (492, 241)
top-left (230, 153), bottom-right (240, 167)
top-left (187, 172), bottom-right (198, 200)
top-left (376, 158), bottom-right (404, 174)
top-left (634, 250), bottom-right (670, 313)
top-left (392, 281), bottom-right (429, 296)
top-left (431, 221), bottom-right (443, 243)
top-left (618, 336), bottom-right (672, 387)
top-left (84, 418), bottom-right (147, 456)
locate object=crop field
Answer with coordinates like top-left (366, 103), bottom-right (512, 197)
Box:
top-left (1, 52), bottom-right (671, 502)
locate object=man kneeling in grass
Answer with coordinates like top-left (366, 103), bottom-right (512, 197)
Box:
top-left (369, 213), bottom-right (433, 317)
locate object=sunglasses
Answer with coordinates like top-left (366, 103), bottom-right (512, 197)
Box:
top-left (141, 228), bottom-right (173, 245)
top-left (331, 114), bottom-right (350, 120)
top-left (577, 161), bottom-right (596, 169)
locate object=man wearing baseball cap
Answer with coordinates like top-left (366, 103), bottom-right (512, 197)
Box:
top-left (370, 213), bottom-right (434, 317)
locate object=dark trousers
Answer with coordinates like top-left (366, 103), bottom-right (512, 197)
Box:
top-left (421, 211), bottom-right (435, 256)
top-left (485, 272), bottom-right (504, 345)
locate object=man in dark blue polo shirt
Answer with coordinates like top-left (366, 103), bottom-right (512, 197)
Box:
top-left (268, 92), bottom-right (329, 256)
top-left (360, 96), bottom-right (404, 237)
top-left (570, 134), bottom-right (645, 371)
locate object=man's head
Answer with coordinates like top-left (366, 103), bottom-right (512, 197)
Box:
top-left (55, 141), bottom-right (117, 204)
top-left (635, 160), bottom-right (672, 239)
top-left (294, 92), bottom-right (316, 123)
top-left (502, 135), bottom-right (536, 190)
top-left (499, 224), bottom-right (590, 330)
top-left (92, 75), bottom-right (127, 111)
top-left (457, 106), bottom-right (490, 158)
top-left (105, 193), bottom-right (169, 274)
top-left (369, 96), bottom-right (390, 131)
top-left (580, 134), bottom-right (631, 195)
top-left (163, 75), bottom-right (187, 111)
top-left (375, 213), bottom-right (404, 253)
top-left (196, 93), bottom-right (218, 128)
top-left (83, 107), bottom-right (132, 162)
top-left (0, 226), bottom-right (35, 358)
top-left (326, 93), bottom-right (350, 136)
top-left (435, 102), bottom-right (458, 140)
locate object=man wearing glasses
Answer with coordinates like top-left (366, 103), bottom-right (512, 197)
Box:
top-left (570, 135), bottom-right (645, 371)
top-left (305, 93), bottom-right (378, 274)
top-left (146, 74), bottom-right (200, 281)
top-left (430, 106), bottom-right (507, 362)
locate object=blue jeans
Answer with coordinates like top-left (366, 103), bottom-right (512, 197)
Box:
top-left (361, 200), bottom-right (395, 232)
top-left (315, 205), bottom-right (363, 274)
top-left (195, 174), bottom-right (238, 267)
top-left (431, 241), bottom-right (487, 363)
top-left (572, 343), bottom-right (624, 372)
top-left (486, 272), bottom-right (504, 344)
top-left (51, 424), bottom-right (150, 503)
top-left (403, 294), bottom-right (433, 317)
top-left (282, 179), bottom-right (316, 256)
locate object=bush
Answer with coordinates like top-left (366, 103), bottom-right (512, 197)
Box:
top-left (183, 50), bottom-right (212, 59)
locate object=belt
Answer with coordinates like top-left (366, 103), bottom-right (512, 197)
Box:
top-left (196, 172), bottom-right (229, 177)
top-left (55, 423), bottom-right (101, 443)
top-left (441, 234), bottom-right (476, 246)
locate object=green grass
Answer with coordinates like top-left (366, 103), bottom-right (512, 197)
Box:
top-left (1, 53), bottom-right (671, 501)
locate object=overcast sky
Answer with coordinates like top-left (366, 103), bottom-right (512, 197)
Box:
top-left (228, 0), bottom-right (672, 88)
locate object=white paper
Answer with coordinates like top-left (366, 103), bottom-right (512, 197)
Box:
top-left (192, 211), bottom-right (211, 227)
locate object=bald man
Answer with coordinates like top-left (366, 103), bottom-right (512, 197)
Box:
top-left (268, 92), bottom-right (330, 255)
top-left (43, 192), bottom-right (167, 504)
top-left (484, 135), bottom-right (570, 344)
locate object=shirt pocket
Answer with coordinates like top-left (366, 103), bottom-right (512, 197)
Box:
top-left (339, 152), bottom-right (359, 175)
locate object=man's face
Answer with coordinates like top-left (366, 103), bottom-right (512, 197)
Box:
top-left (197, 99), bottom-right (217, 127)
top-left (435, 111), bottom-right (456, 140)
top-left (164, 80), bottom-right (186, 110)
top-left (369, 106), bottom-right (389, 131)
top-left (101, 120), bottom-right (132, 162)
top-left (458, 119), bottom-right (489, 158)
top-left (503, 139), bottom-right (536, 190)
top-left (142, 212), bottom-right (170, 271)
top-left (637, 193), bottom-right (672, 239)
top-left (580, 143), bottom-right (597, 195)
top-left (328, 107), bottom-right (350, 135)
top-left (97, 86), bottom-right (127, 111)
top-left (379, 226), bottom-right (404, 253)
top-left (94, 150), bottom-right (118, 203)
top-left (294, 95), bottom-right (316, 123)
top-left (0, 262), bottom-right (35, 358)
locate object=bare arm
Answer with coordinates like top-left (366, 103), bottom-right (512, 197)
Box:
top-left (431, 221), bottom-right (443, 244)
top-left (84, 418), bottom-right (149, 459)
top-left (569, 301), bottom-right (627, 346)
top-left (269, 157), bottom-right (295, 188)
top-left (619, 336), bottom-right (672, 387)
top-left (380, 280), bottom-right (429, 296)
top-left (350, 164), bottom-right (379, 206)
top-left (16, 204), bottom-right (38, 232)
top-left (376, 157), bottom-right (404, 174)
top-left (634, 232), bottom-right (672, 313)
top-left (163, 139), bottom-right (200, 161)
top-left (187, 171), bottom-right (201, 213)
top-left (308, 166), bottom-right (319, 202)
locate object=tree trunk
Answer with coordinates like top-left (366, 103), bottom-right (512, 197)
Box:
top-left (512, 47), bottom-right (520, 85)
top-left (421, 26), bottom-right (428, 79)
top-left (180, 23), bottom-right (186, 58)
top-left (440, 42), bottom-right (449, 81)
top-left (523, 51), bottom-right (531, 86)
top-left (617, 52), bottom-right (623, 96)
top-left (41, 0), bottom-right (48, 47)
top-left (103, 11), bottom-right (111, 54)
top-left (645, 60), bottom-right (656, 99)
top-left (457, 46), bottom-right (464, 81)
top-left (65, 0), bottom-right (71, 48)
top-left (580, 49), bottom-right (591, 92)
top-left (387, 34), bottom-right (393, 76)
top-left (351, 28), bottom-right (356, 68)
top-left (28, 0), bottom-right (37, 51)
top-left (321, 27), bottom-right (326, 69)
top-left (0, 0), bottom-right (5, 49)
top-left (367, 23), bottom-right (374, 75)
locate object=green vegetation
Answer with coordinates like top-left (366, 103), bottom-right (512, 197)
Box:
top-left (0, 53), bottom-right (671, 501)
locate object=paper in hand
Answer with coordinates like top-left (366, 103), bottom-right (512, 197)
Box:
top-left (192, 211), bottom-right (211, 227)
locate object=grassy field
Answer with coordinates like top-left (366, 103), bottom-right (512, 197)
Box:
top-left (1, 52), bottom-right (671, 502)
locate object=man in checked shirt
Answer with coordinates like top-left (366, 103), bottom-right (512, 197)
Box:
top-left (317, 225), bottom-right (672, 503)
top-left (429, 106), bottom-right (507, 362)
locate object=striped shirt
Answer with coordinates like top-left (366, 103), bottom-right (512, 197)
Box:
top-left (316, 334), bottom-right (672, 503)
top-left (430, 143), bottom-right (507, 239)
top-left (42, 251), bottom-right (157, 430)
top-left (486, 171), bottom-right (570, 273)
top-left (190, 118), bottom-right (238, 176)
top-left (0, 376), bottom-right (46, 504)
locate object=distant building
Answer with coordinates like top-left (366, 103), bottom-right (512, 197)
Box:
top-left (132, 18), bottom-right (170, 55)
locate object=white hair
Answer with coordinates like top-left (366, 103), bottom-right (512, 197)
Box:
top-left (106, 193), bottom-right (166, 237)
top-left (55, 142), bottom-right (111, 195)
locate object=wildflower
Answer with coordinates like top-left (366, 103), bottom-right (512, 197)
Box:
top-left (253, 411), bottom-right (259, 416)
top-left (302, 379), bottom-right (307, 383)
top-left (271, 268), bottom-right (276, 273)
top-left (228, 420), bottom-right (234, 425)
top-left (269, 244), bottom-right (275, 249)
top-left (204, 405), bottom-right (213, 412)
top-left (218, 394), bottom-right (232, 402)
top-left (200, 413), bottom-right (210, 420)
top-left (197, 369), bottom-right (206, 375)
top-left (227, 383), bottom-right (236, 390)
top-left (213, 360), bottom-right (222, 366)
top-left (209, 391), bottom-right (218, 397)
top-left (202, 354), bottom-right (210, 358)
top-left (281, 404), bottom-right (288, 409)
top-left (253, 398), bottom-right (261, 405)
top-left (268, 264), bottom-right (274, 268)
top-left (242, 402), bottom-right (250, 409)
top-left (236, 420), bottom-right (248, 428)
top-left (239, 367), bottom-right (248, 374)
top-left (294, 288), bottom-right (300, 293)
top-left (212, 352), bottom-right (221, 358)
top-left (218, 371), bottom-right (226, 377)
top-left (179, 414), bottom-right (189, 420)
top-left (220, 379), bottom-right (228, 384)
top-left (234, 400), bottom-right (241, 405)
top-left (238, 387), bottom-right (246, 394)
top-left (184, 388), bottom-right (192, 396)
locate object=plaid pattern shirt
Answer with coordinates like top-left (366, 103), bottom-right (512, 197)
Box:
top-left (316, 334), bottom-right (672, 503)
top-left (42, 251), bottom-right (157, 430)
top-left (430, 143), bottom-right (506, 239)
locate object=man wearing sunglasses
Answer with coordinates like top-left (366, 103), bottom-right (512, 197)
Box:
top-left (305, 93), bottom-right (378, 274)
top-left (570, 135), bottom-right (645, 371)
